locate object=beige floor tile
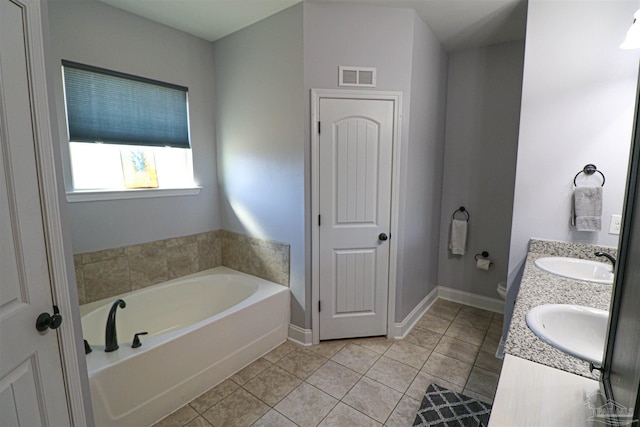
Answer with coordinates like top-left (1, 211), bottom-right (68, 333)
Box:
top-left (414, 313), bottom-right (452, 334)
top-left (406, 371), bottom-right (463, 401)
top-left (318, 402), bottom-right (382, 427)
top-left (462, 388), bottom-right (494, 405)
top-left (492, 312), bottom-right (505, 323)
top-left (465, 366), bottom-right (500, 398)
top-left (190, 379), bottom-right (239, 414)
top-left (342, 377), bottom-right (402, 423)
top-left (444, 322), bottom-right (486, 346)
top-left (331, 343), bottom-right (380, 374)
top-left (351, 336), bottom-right (394, 354)
top-left (263, 341), bottom-right (300, 363)
top-left (480, 332), bottom-right (501, 354)
top-left (385, 395), bottom-right (421, 427)
top-left (451, 311), bottom-right (492, 332)
top-left (243, 365), bottom-right (302, 406)
top-left (365, 356), bottom-right (418, 393)
top-left (308, 339), bottom-right (350, 358)
top-left (202, 389), bottom-right (269, 427)
top-left (383, 341), bottom-right (430, 369)
top-left (431, 299), bottom-right (464, 312)
top-left (251, 409), bottom-right (297, 427)
top-left (459, 305), bottom-right (494, 319)
top-left (474, 350), bottom-right (503, 374)
top-left (231, 358), bottom-right (272, 385)
top-left (276, 348), bottom-right (327, 380)
top-left (306, 360), bottom-right (361, 399)
top-left (426, 304), bottom-right (460, 321)
top-left (185, 416), bottom-right (213, 427)
top-left (274, 383), bottom-right (338, 426)
top-left (152, 405), bottom-right (199, 427)
top-left (422, 352), bottom-right (473, 387)
top-left (404, 326), bottom-right (442, 350)
top-left (434, 336), bottom-right (479, 365)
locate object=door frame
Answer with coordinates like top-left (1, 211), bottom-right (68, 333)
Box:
top-left (5, 0), bottom-right (93, 424)
top-left (311, 89), bottom-right (403, 345)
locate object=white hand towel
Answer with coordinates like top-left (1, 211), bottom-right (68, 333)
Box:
top-left (449, 219), bottom-right (467, 255)
top-left (574, 186), bottom-right (602, 231)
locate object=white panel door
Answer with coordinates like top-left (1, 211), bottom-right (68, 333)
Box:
top-left (0, 1), bottom-right (72, 425)
top-left (318, 98), bottom-right (394, 340)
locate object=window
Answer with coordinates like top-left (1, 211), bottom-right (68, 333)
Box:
top-left (62, 61), bottom-right (196, 195)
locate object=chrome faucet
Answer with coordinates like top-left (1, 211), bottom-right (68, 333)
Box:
top-left (594, 251), bottom-right (616, 269)
top-left (105, 299), bottom-right (126, 352)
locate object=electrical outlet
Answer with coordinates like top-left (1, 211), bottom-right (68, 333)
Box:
top-left (609, 214), bottom-right (622, 235)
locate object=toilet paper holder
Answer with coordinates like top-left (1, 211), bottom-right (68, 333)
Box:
top-left (475, 251), bottom-right (492, 263)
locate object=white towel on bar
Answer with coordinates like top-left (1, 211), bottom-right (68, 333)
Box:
top-left (574, 186), bottom-right (602, 231)
top-left (449, 219), bottom-right (467, 255)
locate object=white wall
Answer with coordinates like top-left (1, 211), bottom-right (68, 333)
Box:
top-left (213, 4), bottom-right (306, 326)
top-left (397, 14), bottom-right (448, 321)
top-left (438, 41), bottom-right (524, 299)
top-left (508, 0), bottom-right (640, 289)
top-left (48, 0), bottom-right (220, 253)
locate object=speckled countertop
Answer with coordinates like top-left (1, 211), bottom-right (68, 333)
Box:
top-left (504, 239), bottom-right (615, 379)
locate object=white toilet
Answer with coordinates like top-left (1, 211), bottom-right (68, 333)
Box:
top-left (497, 281), bottom-right (507, 300)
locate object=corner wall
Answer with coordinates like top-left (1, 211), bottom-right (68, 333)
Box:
top-left (438, 41), bottom-right (525, 299)
top-left (213, 4), bottom-right (306, 326)
top-left (47, 0), bottom-right (221, 253)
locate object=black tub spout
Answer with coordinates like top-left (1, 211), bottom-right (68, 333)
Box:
top-left (105, 299), bottom-right (126, 352)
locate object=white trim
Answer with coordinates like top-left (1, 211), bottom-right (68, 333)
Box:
top-left (310, 89), bottom-right (402, 345)
top-left (390, 287), bottom-right (438, 339)
top-left (288, 324), bottom-right (313, 346)
top-left (437, 286), bottom-right (506, 314)
top-left (66, 186), bottom-right (201, 202)
top-left (23, 1), bottom-right (92, 425)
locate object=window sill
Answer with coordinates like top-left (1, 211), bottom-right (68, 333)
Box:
top-left (66, 186), bottom-right (202, 202)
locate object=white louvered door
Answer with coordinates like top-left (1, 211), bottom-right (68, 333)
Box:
top-left (318, 98), bottom-right (394, 340)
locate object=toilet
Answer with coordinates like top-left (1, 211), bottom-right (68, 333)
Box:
top-left (497, 281), bottom-right (507, 300)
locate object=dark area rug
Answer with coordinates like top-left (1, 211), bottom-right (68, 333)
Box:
top-left (412, 383), bottom-right (492, 427)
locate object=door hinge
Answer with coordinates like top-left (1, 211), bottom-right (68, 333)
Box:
top-left (318, 214), bottom-right (321, 226)
top-left (318, 300), bottom-right (321, 312)
top-left (318, 121), bottom-right (321, 134)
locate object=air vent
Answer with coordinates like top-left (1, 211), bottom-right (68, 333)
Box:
top-left (339, 66), bottom-right (377, 87)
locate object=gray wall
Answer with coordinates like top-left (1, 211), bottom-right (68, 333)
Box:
top-left (303, 2), bottom-right (447, 323)
top-left (213, 4), bottom-right (306, 326)
top-left (508, 0), bottom-right (640, 290)
top-left (48, 0), bottom-right (220, 254)
top-left (438, 41), bottom-right (524, 299)
top-left (397, 14), bottom-right (448, 321)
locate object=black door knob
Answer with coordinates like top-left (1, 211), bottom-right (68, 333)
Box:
top-left (36, 306), bottom-right (62, 332)
top-left (378, 233), bottom-right (388, 241)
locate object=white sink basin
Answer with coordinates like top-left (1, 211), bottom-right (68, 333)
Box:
top-left (534, 257), bottom-right (614, 284)
top-left (526, 304), bottom-right (608, 364)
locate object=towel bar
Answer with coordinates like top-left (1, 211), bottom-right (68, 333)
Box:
top-left (452, 206), bottom-right (470, 221)
top-left (573, 164), bottom-right (605, 187)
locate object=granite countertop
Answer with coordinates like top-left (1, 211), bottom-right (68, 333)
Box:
top-left (504, 239), bottom-right (615, 379)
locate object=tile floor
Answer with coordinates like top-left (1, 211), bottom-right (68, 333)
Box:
top-left (152, 299), bottom-right (504, 427)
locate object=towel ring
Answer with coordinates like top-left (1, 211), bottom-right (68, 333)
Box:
top-left (452, 206), bottom-right (470, 222)
top-left (573, 164), bottom-right (605, 187)
top-left (475, 251), bottom-right (489, 261)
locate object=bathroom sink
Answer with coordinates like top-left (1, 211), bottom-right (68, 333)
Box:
top-left (526, 304), bottom-right (608, 364)
top-left (534, 257), bottom-right (614, 284)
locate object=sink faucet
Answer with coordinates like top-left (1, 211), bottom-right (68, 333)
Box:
top-left (594, 251), bottom-right (616, 269)
top-left (105, 299), bottom-right (126, 352)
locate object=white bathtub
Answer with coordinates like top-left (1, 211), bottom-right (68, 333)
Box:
top-left (80, 266), bottom-right (290, 427)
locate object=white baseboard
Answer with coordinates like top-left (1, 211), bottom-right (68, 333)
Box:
top-left (437, 286), bottom-right (505, 313)
top-left (288, 324), bottom-right (313, 346)
top-left (390, 287), bottom-right (439, 339)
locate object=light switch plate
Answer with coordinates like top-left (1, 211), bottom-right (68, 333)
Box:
top-left (609, 214), bottom-right (622, 235)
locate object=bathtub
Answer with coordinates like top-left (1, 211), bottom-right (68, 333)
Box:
top-left (80, 266), bottom-right (290, 427)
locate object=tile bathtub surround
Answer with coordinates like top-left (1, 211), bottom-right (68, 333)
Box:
top-left (505, 240), bottom-right (613, 379)
top-left (152, 299), bottom-right (504, 427)
top-left (75, 230), bottom-right (290, 305)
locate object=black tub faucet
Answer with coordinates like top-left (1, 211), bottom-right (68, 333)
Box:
top-left (594, 251), bottom-right (616, 269)
top-left (105, 299), bottom-right (126, 352)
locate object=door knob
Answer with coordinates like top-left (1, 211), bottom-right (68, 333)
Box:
top-left (378, 233), bottom-right (388, 241)
top-left (36, 305), bottom-right (62, 332)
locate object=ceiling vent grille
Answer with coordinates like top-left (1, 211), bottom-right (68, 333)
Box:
top-left (339, 66), bottom-right (377, 88)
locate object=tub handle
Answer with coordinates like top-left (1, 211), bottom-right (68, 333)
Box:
top-left (132, 332), bottom-right (148, 348)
